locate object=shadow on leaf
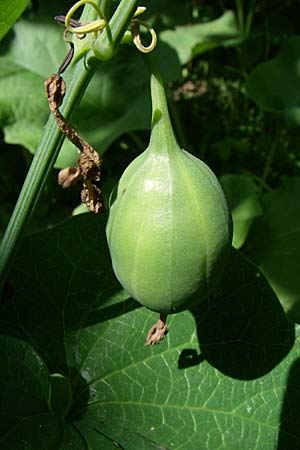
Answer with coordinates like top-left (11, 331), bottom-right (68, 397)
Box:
top-left (0, 214), bottom-right (139, 375)
top-left (178, 348), bottom-right (205, 369)
top-left (179, 249), bottom-right (295, 379)
top-left (277, 357), bottom-right (300, 449)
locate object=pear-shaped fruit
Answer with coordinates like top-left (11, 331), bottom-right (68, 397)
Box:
top-left (106, 67), bottom-right (232, 315)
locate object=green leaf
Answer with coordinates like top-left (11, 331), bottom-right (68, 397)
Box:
top-left (0, 15), bottom-right (180, 168)
top-left (245, 36), bottom-right (300, 123)
top-left (0, 19), bottom-right (68, 162)
top-left (220, 174), bottom-right (262, 249)
top-left (160, 11), bottom-right (240, 65)
top-left (1, 213), bottom-right (299, 448)
top-left (0, 0), bottom-right (30, 41)
top-left (0, 336), bottom-right (62, 450)
top-left (244, 176), bottom-right (300, 324)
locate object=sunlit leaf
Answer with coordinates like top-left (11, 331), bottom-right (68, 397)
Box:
top-left (0, 0), bottom-right (30, 41)
top-left (220, 174), bottom-right (262, 249)
top-left (0, 213), bottom-right (298, 448)
top-left (160, 11), bottom-right (240, 65)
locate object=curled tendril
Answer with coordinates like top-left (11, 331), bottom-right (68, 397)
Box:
top-left (131, 19), bottom-right (157, 53)
top-left (65, 0), bottom-right (106, 39)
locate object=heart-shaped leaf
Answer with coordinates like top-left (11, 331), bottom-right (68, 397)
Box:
top-left (1, 212), bottom-right (299, 449)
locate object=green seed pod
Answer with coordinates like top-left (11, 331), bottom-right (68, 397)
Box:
top-left (106, 64), bottom-right (232, 319)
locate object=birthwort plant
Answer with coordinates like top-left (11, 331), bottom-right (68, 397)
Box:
top-left (0, 1), bottom-right (300, 449)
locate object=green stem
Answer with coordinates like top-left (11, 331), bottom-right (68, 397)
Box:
top-left (244, 0), bottom-right (256, 35)
top-left (101, 0), bottom-right (112, 18)
top-left (0, 0), bottom-right (140, 294)
top-left (0, 60), bottom-right (96, 294)
top-left (93, 0), bottom-right (139, 60)
top-left (144, 53), bottom-right (178, 152)
top-left (235, 0), bottom-right (244, 33)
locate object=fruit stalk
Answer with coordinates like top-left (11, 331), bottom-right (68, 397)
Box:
top-left (145, 54), bottom-right (178, 153)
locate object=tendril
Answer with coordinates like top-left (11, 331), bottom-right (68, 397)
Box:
top-left (65, 0), bottom-right (106, 39)
top-left (131, 19), bottom-right (157, 53)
